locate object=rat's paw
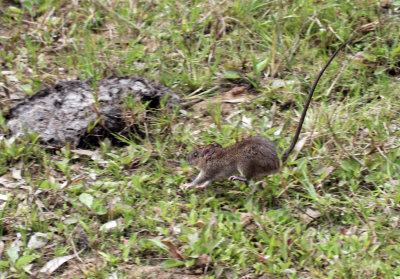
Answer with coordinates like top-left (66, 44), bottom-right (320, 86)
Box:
top-left (196, 181), bottom-right (209, 190)
top-left (196, 184), bottom-right (207, 190)
top-left (181, 183), bottom-right (193, 190)
top-left (229, 176), bottom-right (247, 182)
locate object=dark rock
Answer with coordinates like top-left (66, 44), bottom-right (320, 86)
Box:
top-left (6, 76), bottom-right (180, 147)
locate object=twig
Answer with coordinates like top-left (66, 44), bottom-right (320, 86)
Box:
top-left (66, 228), bottom-right (86, 274)
top-left (327, 24), bottom-right (342, 42)
top-left (363, 143), bottom-right (400, 156)
top-left (295, 205), bottom-right (319, 222)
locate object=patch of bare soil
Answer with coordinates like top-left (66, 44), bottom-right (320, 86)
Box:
top-left (58, 260), bottom-right (204, 279)
top-left (119, 265), bottom-right (203, 279)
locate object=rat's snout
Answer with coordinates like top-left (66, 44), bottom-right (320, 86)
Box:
top-left (185, 154), bottom-right (191, 163)
top-left (185, 152), bottom-right (194, 165)
top-left (185, 150), bottom-right (199, 165)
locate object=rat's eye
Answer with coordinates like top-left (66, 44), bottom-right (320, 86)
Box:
top-left (193, 152), bottom-right (198, 157)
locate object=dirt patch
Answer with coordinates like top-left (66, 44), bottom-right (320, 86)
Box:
top-left (119, 265), bottom-right (203, 279)
top-left (58, 261), bottom-right (204, 279)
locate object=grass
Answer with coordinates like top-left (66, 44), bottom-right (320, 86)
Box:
top-left (1, 0), bottom-right (400, 278)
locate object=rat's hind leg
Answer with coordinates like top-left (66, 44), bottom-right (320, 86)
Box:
top-left (229, 166), bottom-right (249, 182)
top-left (227, 159), bottom-right (267, 183)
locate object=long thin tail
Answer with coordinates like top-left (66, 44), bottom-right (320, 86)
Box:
top-left (282, 38), bottom-right (354, 163)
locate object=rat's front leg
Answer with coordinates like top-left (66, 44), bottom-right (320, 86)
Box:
top-left (181, 171), bottom-right (210, 190)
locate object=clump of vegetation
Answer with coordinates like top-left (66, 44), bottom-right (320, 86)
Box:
top-left (0, 0), bottom-right (399, 278)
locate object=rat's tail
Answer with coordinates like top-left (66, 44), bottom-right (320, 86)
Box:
top-left (282, 38), bottom-right (354, 163)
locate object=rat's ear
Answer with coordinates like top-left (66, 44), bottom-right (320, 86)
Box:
top-left (201, 143), bottom-right (221, 157)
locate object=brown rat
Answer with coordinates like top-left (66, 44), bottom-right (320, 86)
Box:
top-left (182, 138), bottom-right (280, 189)
top-left (181, 39), bottom-right (352, 190)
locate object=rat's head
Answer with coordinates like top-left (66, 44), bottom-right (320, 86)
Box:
top-left (186, 143), bottom-right (222, 167)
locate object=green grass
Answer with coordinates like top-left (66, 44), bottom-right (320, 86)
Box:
top-left (1, 0), bottom-right (400, 278)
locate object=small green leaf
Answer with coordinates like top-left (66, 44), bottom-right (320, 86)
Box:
top-left (87, 117), bottom-right (102, 133)
top-left (147, 239), bottom-right (168, 251)
top-left (95, 206), bottom-right (108, 215)
top-left (7, 6), bottom-right (23, 14)
top-left (7, 247), bottom-right (19, 263)
top-left (394, 191), bottom-right (400, 206)
top-left (20, 84), bottom-right (33, 95)
top-left (64, 217), bottom-right (79, 224)
top-left (0, 261), bottom-right (8, 268)
top-left (79, 193), bottom-right (94, 209)
top-left (222, 71), bottom-right (241, 79)
top-left (16, 255), bottom-right (36, 269)
top-left (38, 181), bottom-right (51, 188)
top-left (188, 233), bottom-right (199, 246)
top-left (161, 259), bottom-right (185, 268)
top-left (391, 45), bottom-right (400, 56)
top-left (255, 58), bottom-right (269, 74)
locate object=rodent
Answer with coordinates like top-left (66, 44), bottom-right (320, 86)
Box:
top-left (181, 39), bottom-right (352, 190)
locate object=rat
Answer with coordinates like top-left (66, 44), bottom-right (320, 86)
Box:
top-left (181, 39), bottom-right (352, 190)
